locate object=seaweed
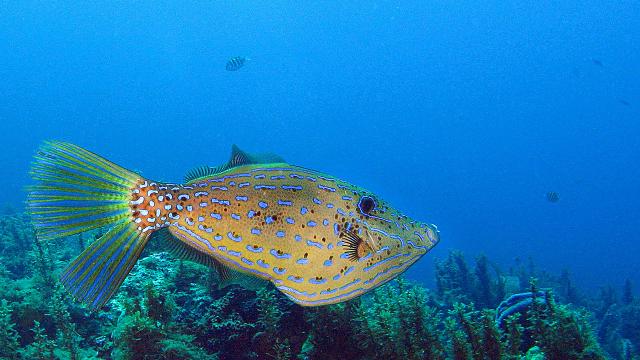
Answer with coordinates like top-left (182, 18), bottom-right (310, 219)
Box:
top-left (0, 299), bottom-right (21, 359)
top-left (435, 251), bottom-right (506, 308)
top-left (0, 211), bottom-right (624, 359)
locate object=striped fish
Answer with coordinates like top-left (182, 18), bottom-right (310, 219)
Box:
top-left (27, 142), bottom-right (439, 310)
top-left (225, 56), bottom-right (246, 71)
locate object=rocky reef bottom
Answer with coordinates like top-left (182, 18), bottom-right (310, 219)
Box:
top-left (0, 212), bottom-right (638, 359)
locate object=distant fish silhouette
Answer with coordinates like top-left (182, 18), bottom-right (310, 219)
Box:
top-left (226, 56), bottom-right (247, 71)
top-left (591, 58), bottom-right (604, 67)
top-left (619, 99), bottom-right (631, 107)
top-left (546, 191), bottom-right (560, 203)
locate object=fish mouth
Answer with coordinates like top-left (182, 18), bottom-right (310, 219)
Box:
top-left (407, 223), bottom-right (440, 255)
top-left (425, 223), bottom-right (440, 246)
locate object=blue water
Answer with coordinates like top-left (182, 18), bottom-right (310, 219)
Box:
top-left (1, 2), bottom-right (638, 292)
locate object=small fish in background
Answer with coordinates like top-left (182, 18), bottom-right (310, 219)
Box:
top-left (226, 56), bottom-right (247, 71)
top-left (591, 58), bottom-right (604, 67)
top-left (619, 99), bottom-right (631, 107)
top-left (546, 191), bottom-right (560, 203)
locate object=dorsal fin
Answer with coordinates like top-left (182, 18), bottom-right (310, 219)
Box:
top-left (229, 144), bottom-right (251, 167)
top-left (183, 165), bottom-right (227, 185)
top-left (184, 145), bottom-right (286, 183)
top-left (156, 228), bottom-right (267, 290)
top-left (229, 144), bottom-right (285, 167)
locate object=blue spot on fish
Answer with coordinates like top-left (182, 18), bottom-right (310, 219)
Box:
top-left (231, 213), bottom-right (241, 220)
top-left (241, 257), bottom-right (254, 266)
top-left (257, 259), bottom-right (269, 268)
top-left (266, 216), bottom-right (275, 224)
top-left (297, 258), bottom-right (309, 265)
top-left (273, 267), bottom-right (287, 275)
top-left (259, 201), bottom-right (268, 208)
top-left (211, 213), bottom-right (222, 220)
top-left (318, 184), bottom-right (336, 192)
top-left (323, 259), bottom-right (333, 266)
top-left (307, 221), bottom-right (317, 227)
top-left (246, 245), bottom-right (263, 253)
top-left (313, 197), bottom-right (322, 204)
top-left (288, 275), bottom-right (304, 283)
top-left (227, 232), bottom-right (242, 242)
top-left (320, 288), bottom-right (337, 295)
top-left (300, 207), bottom-right (308, 215)
top-left (306, 240), bottom-right (323, 249)
top-left (236, 196), bottom-right (248, 201)
top-left (278, 200), bottom-right (292, 206)
top-left (276, 230), bottom-right (285, 238)
top-left (286, 217), bottom-right (295, 224)
top-left (247, 210), bottom-right (256, 218)
top-left (270, 249), bottom-right (291, 259)
top-left (251, 228), bottom-right (261, 235)
top-left (309, 277), bottom-right (327, 285)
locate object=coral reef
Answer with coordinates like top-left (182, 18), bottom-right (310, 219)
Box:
top-left (0, 211), bottom-right (631, 359)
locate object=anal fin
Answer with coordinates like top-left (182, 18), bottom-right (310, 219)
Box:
top-left (153, 228), bottom-right (215, 268)
top-left (163, 227), bottom-right (268, 291)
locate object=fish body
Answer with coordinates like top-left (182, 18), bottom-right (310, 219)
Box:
top-left (226, 56), bottom-right (246, 71)
top-left (28, 142), bottom-right (439, 309)
top-left (546, 191), bottom-right (559, 203)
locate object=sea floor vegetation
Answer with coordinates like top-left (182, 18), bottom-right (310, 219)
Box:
top-left (0, 211), bottom-right (636, 359)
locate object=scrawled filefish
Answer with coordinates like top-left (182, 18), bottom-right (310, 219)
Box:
top-left (27, 142), bottom-right (440, 310)
top-left (226, 56), bottom-right (246, 71)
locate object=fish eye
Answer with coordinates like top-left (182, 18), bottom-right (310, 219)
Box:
top-left (358, 196), bottom-right (376, 215)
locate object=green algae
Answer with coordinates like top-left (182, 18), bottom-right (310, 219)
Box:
top-left (0, 211), bottom-right (629, 359)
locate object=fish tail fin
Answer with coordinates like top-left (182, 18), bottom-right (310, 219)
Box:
top-left (28, 141), bottom-right (151, 310)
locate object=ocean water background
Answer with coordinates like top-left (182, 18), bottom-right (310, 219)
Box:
top-left (0, 1), bottom-right (638, 293)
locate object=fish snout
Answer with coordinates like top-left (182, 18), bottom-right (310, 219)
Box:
top-left (417, 223), bottom-right (440, 249)
top-left (426, 223), bottom-right (440, 245)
